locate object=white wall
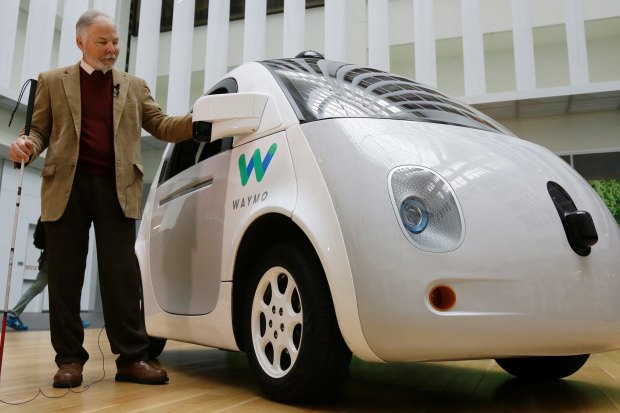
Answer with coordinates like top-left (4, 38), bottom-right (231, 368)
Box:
top-left (586, 18), bottom-right (620, 83)
top-left (136, 1), bottom-right (620, 101)
top-left (502, 111), bottom-right (620, 154)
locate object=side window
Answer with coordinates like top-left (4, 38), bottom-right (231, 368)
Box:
top-left (158, 78), bottom-right (239, 184)
top-left (195, 137), bottom-right (233, 163)
top-left (164, 139), bottom-right (201, 179)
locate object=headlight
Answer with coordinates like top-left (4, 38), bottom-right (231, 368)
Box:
top-left (389, 166), bottom-right (464, 252)
top-left (400, 197), bottom-right (428, 234)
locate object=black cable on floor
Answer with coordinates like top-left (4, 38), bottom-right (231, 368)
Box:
top-left (0, 326), bottom-right (107, 405)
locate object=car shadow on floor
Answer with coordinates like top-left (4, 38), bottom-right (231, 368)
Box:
top-left (156, 348), bottom-right (615, 412)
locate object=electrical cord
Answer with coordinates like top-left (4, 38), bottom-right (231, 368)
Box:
top-left (0, 325), bottom-right (107, 405)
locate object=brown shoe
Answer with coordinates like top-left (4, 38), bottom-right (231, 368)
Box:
top-left (115, 360), bottom-right (169, 385)
top-left (53, 362), bottom-right (83, 388)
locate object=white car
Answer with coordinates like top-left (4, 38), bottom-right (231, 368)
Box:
top-left (136, 54), bottom-right (620, 403)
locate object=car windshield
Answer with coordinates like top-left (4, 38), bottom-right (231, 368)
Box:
top-left (260, 58), bottom-right (511, 135)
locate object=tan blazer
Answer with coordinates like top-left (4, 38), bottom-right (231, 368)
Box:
top-left (24, 63), bottom-right (192, 221)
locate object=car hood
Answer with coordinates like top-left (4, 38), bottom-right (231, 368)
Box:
top-left (300, 117), bottom-right (617, 258)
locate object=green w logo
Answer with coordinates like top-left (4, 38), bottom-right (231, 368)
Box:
top-left (238, 143), bottom-right (278, 186)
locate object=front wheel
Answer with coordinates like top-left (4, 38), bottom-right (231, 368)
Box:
top-left (243, 243), bottom-right (352, 403)
top-left (496, 354), bottom-right (589, 379)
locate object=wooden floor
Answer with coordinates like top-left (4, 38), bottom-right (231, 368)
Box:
top-left (1, 329), bottom-right (620, 412)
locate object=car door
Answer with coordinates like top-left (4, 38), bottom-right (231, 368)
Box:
top-left (147, 80), bottom-right (237, 315)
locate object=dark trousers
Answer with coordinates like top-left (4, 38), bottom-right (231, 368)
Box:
top-left (45, 171), bottom-right (149, 368)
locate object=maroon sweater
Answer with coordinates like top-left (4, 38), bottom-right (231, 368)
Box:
top-left (78, 67), bottom-right (115, 176)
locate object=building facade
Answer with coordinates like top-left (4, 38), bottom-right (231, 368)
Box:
top-left (0, 0), bottom-right (618, 313)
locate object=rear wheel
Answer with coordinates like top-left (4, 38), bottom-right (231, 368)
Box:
top-left (496, 354), bottom-right (589, 379)
top-left (243, 243), bottom-right (352, 403)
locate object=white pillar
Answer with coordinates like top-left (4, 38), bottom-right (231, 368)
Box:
top-left (93, 0), bottom-right (117, 20)
top-left (167, 0), bottom-right (196, 115)
top-left (243, 0), bottom-right (267, 63)
top-left (116, 0), bottom-right (132, 71)
top-left (324, 0), bottom-right (346, 61)
top-left (134, 0), bottom-right (162, 94)
top-left (564, 0), bottom-right (589, 85)
top-left (0, 0), bottom-right (20, 88)
top-left (511, 0), bottom-right (536, 90)
top-left (283, 0), bottom-right (305, 58)
top-left (21, 0), bottom-right (58, 84)
top-left (368, 0), bottom-right (390, 72)
top-left (204, 0), bottom-right (230, 90)
top-left (413, 0), bottom-right (436, 87)
top-left (58, 0), bottom-right (88, 67)
top-left (461, 0), bottom-right (486, 96)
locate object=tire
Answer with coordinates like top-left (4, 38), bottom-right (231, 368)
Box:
top-left (243, 243), bottom-right (352, 403)
top-left (148, 336), bottom-right (167, 360)
top-left (496, 354), bottom-right (589, 380)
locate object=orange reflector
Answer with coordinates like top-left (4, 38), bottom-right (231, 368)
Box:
top-left (429, 285), bottom-right (456, 311)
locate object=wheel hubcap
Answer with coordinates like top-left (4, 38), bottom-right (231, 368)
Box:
top-left (251, 267), bottom-right (303, 378)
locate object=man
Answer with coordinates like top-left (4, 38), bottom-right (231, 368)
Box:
top-left (8, 10), bottom-right (192, 388)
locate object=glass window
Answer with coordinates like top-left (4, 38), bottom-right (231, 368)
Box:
top-left (569, 151), bottom-right (620, 226)
top-left (573, 152), bottom-right (620, 180)
top-left (261, 58), bottom-right (512, 134)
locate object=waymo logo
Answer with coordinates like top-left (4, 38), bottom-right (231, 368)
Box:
top-left (238, 143), bottom-right (277, 186)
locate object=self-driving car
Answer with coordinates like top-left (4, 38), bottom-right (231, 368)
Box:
top-left (135, 55), bottom-right (620, 403)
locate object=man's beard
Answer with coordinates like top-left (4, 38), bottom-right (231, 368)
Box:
top-left (95, 55), bottom-right (117, 70)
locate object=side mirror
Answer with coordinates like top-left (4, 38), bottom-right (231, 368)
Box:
top-left (192, 92), bottom-right (269, 143)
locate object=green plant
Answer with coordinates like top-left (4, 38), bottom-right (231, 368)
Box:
top-left (589, 179), bottom-right (620, 226)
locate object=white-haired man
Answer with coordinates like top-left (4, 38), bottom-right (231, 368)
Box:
top-left (9, 10), bottom-right (192, 388)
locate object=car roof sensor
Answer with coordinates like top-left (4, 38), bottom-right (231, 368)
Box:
top-left (295, 50), bottom-right (324, 59)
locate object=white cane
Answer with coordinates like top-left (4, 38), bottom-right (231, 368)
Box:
top-left (1, 78), bottom-right (38, 376)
